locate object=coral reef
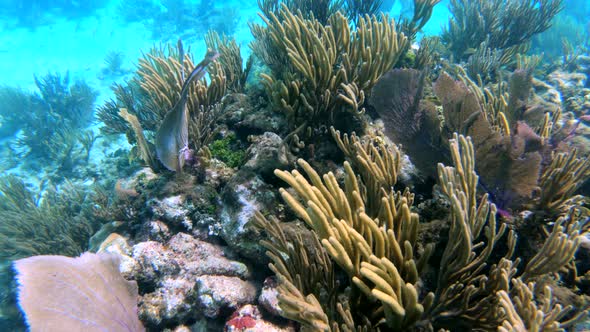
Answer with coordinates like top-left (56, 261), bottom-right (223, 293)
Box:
top-left (107, 232), bottom-right (254, 329)
top-left (98, 41), bottom-right (235, 172)
top-left (442, 0), bottom-right (563, 61)
top-left (225, 304), bottom-right (295, 331)
top-left (208, 133), bottom-right (247, 169)
top-left (250, 4), bottom-right (407, 144)
top-left (371, 60), bottom-right (589, 215)
top-left (252, 134), bottom-right (589, 331)
top-left (205, 31), bottom-right (252, 94)
top-left (0, 0), bottom-right (105, 27)
top-left (5, 0), bottom-right (590, 331)
top-left (101, 51), bottom-right (130, 78)
top-left (257, 0), bottom-right (345, 24)
top-left (0, 176), bottom-right (102, 261)
top-left (0, 72), bottom-right (97, 173)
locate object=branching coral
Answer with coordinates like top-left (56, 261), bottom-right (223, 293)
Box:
top-left (443, 0), bottom-right (563, 61)
top-left (205, 31), bottom-right (252, 93)
top-left (257, 0), bottom-right (344, 24)
top-left (136, 43), bottom-right (226, 127)
top-left (426, 134), bottom-right (515, 328)
top-left (498, 278), bottom-right (586, 332)
top-left (371, 58), bottom-right (589, 216)
top-left (260, 129), bottom-right (433, 329)
top-left (0, 87), bottom-right (34, 138)
top-left (0, 176), bottom-right (100, 261)
top-left (119, 108), bottom-right (158, 171)
top-left (522, 212), bottom-right (583, 280)
top-left (429, 71), bottom-right (544, 210)
top-left (99, 42), bottom-right (225, 134)
top-left (434, 69), bottom-right (590, 214)
top-left (396, 0), bottom-right (442, 42)
top-left (537, 150), bottom-right (590, 214)
top-left (426, 134), bottom-right (586, 329)
top-left (331, 127), bottom-right (402, 214)
top-left (250, 214), bottom-right (335, 330)
top-left (250, 4), bottom-right (407, 142)
top-left (258, 0), bottom-right (388, 25)
top-left (343, 0), bottom-right (383, 24)
top-left (96, 82), bottom-right (146, 136)
top-left (254, 129), bottom-right (589, 330)
top-left (1, 72), bottom-right (97, 165)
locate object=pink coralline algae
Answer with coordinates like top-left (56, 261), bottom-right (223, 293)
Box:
top-left (224, 305), bottom-right (295, 332)
top-left (225, 311), bottom-right (257, 331)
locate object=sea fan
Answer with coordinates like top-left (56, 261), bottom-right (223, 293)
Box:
top-left (14, 252), bottom-right (144, 332)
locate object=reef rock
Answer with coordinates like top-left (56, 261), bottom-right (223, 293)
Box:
top-left (258, 277), bottom-right (282, 317)
top-left (220, 170), bottom-right (279, 261)
top-left (140, 277), bottom-right (196, 326)
top-left (132, 241), bottom-right (180, 287)
top-left (147, 195), bottom-right (193, 230)
top-left (121, 233), bottom-right (252, 328)
top-left (222, 93), bottom-right (287, 136)
top-left (548, 70), bottom-right (587, 90)
top-left (196, 275), bottom-right (257, 318)
top-left (242, 132), bottom-right (291, 179)
top-left (548, 70), bottom-right (588, 115)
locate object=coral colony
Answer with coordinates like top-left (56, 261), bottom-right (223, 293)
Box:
top-left (1, 0), bottom-right (590, 331)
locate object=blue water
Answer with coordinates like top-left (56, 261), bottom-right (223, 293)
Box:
top-left (0, 0), bottom-right (589, 331)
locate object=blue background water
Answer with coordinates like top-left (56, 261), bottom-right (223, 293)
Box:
top-left (0, 1), bottom-right (451, 99)
top-left (1, 0), bottom-right (587, 105)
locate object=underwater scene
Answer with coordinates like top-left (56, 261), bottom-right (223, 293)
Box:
top-left (1, 0), bottom-right (590, 331)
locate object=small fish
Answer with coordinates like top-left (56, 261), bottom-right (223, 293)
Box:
top-left (155, 47), bottom-right (219, 172)
top-left (463, 48), bottom-right (477, 56)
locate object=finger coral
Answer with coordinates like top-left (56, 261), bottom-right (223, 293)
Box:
top-left (253, 132), bottom-right (589, 331)
top-left (251, 4), bottom-right (407, 143)
top-left (255, 130), bottom-right (433, 329)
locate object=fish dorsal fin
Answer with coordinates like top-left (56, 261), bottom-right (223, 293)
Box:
top-left (178, 39), bottom-right (185, 82)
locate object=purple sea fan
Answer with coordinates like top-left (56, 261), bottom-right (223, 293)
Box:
top-left (14, 252), bottom-right (144, 332)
